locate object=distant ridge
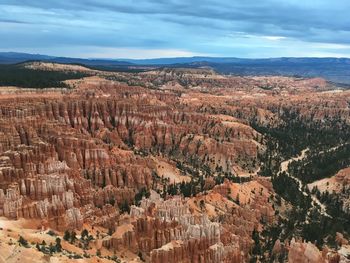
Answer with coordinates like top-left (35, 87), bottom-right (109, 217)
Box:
top-left (118, 56), bottom-right (350, 65)
top-left (0, 52), bottom-right (54, 64)
top-left (0, 52), bottom-right (133, 66)
top-left (2, 52), bottom-right (350, 66)
top-left (1, 52), bottom-right (350, 84)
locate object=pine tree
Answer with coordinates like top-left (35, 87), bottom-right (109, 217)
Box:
top-left (70, 231), bottom-right (77, 244)
top-left (55, 237), bottom-right (62, 252)
top-left (81, 229), bottom-right (89, 240)
top-left (63, 230), bottom-right (71, 241)
top-left (18, 236), bottom-right (29, 247)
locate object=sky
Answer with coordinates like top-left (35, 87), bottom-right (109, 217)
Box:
top-left (1, 0), bottom-right (350, 59)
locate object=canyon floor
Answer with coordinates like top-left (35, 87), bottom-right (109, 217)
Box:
top-left (0, 62), bottom-right (349, 262)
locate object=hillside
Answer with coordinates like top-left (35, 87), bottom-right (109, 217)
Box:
top-left (2, 53), bottom-right (350, 85)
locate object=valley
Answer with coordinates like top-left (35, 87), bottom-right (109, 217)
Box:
top-left (0, 62), bottom-right (349, 262)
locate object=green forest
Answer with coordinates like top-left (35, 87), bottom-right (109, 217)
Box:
top-left (251, 108), bottom-right (350, 261)
top-left (0, 64), bottom-right (88, 89)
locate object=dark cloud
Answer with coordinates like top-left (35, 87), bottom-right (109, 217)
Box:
top-left (0, 18), bottom-right (29, 24)
top-left (0, 0), bottom-right (350, 57)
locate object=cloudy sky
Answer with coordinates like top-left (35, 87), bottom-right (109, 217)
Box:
top-left (1, 0), bottom-right (350, 58)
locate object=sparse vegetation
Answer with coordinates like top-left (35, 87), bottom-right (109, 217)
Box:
top-left (47, 230), bottom-right (57, 236)
top-left (135, 187), bottom-right (150, 205)
top-left (253, 108), bottom-right (350, 255)
top-left (119, 200), bottom-right (131, 214)
top-left (18, 236), bottom-right (29, 248)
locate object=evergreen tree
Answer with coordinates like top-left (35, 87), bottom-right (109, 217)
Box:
top-left (70, 231), bottom-right (77, 244)
top-left (18, 236), bottom-right (29, 247)
top-left (63, 230), bottom-right (71, 241)
top-left (55, 237), bottom-right (62, 252)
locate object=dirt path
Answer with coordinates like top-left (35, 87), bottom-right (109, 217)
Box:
top-left (278, 148), bottom-right (331, 217)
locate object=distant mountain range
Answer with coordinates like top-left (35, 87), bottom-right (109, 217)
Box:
top-left (0, 52), bottom-right (132, 67)
top-left (1, 52), bottom-right (350, 85)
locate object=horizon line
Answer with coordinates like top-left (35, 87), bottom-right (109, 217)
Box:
top-left (1, 51), bottom-right (350, 61)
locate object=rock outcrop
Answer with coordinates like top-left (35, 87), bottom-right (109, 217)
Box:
top-left (288, 239), bottom-right (327, 263)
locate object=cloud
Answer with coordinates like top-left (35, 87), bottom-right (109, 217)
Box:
top-left (83, 47), bottom-right (209, 59)
top-left (0, 18), bottom-right (28, 24)
top-left (261, 36), bottom-right (287, 41)
top-left (0, 0), bottom-right (350, 58)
